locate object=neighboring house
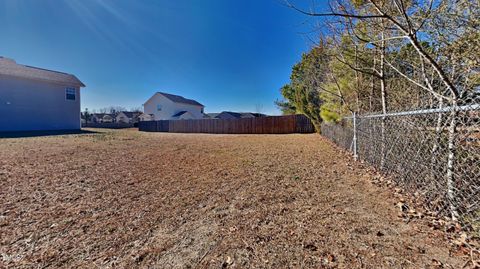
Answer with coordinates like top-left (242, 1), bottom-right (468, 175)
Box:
top-left (138, 113), bottom-right (154, 122)
top-left (206, 113), bottom-right (220, 119)
top-left (0, 57), bottom-right (85, 132)
top-left (91, 113), bottom-right (114, 123)
top-left (116, 111), bottom-right (141, 123)
top-left (210, 111), bottom-right (266, 119)
top-left (143, 92), bottom-right (205, 120)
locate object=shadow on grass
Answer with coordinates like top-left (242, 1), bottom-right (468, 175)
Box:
top-left (0, 129), bottom-right (99, 139)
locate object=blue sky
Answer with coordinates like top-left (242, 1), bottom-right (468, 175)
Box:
top-left (0, 0), bottom-right (321, 115)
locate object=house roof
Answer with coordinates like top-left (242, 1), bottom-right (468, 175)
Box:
top-left (206, 113), bottom-right (220, 118)
top-left (118, 111), bottom-right (141, 118)
top-left (171, 111), bottom-right (188, 117)
top-left (157, 92), bottom-right (204, 107)
top-left (0, 57), bottom-right (85, 87)
top-left (214, 111), bottom-right (266, 119)
top-left (245, 112), bottom-right (267, 118)
top-left (218, 111), bottom-right (243, 119)
top-left (92, 113), bottom-right (114, 118)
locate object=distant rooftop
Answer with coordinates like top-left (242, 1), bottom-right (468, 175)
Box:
top-left (0, 56), bottom-right (85, 87)
top-left (208, 111), bottom-right (267, 119)
top-left (119, 111), bottom-right (141, 118)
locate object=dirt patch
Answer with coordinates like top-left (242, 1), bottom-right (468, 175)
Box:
top-left (0, 129), bottom-right (470, 268)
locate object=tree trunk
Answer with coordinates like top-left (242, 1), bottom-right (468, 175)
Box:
top-left (354, 46), bottom-right (360, 111)
top-left (380, 28), bottom-right (387, 170)
top-left (370, 55), bottom-right (376, 111)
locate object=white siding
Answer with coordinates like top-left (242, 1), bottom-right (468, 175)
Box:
top-left (138, 113), bottom-right (153, 121)
top-left (144, 93), bottom-right (204, 120)
top-left (0, 75), bottom-right (81, 131)
top-left (116, 112), bottom-right (130, 123)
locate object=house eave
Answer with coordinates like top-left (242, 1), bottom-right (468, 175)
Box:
top-left (0, 73), bottom-right (85, 88)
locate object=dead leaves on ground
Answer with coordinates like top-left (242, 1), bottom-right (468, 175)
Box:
top-left (369, 172), bottom-right (480, 267)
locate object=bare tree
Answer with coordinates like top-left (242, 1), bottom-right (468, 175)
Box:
top-left (130, 106), bottom-right (143, 112)
top-left (285, 0), bottom-right (479, 221)
top-left (255, 103), bottom-right (264, 114)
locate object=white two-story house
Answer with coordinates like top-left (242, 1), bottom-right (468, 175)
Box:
top-left (143, 92), bottom-right (205, 120)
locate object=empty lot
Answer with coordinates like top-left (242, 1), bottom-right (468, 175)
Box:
top-left (0, 129), bottom-right (467, 268)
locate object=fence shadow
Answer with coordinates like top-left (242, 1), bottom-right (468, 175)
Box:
top-left (0, 129), bottom-right (99, 139)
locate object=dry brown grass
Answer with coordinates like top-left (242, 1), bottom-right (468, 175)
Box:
top-left (0, 129), bottom-right (469, 268)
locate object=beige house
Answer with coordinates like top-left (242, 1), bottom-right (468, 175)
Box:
top-left (138, 113), bottom-right (154, 122)
top-left (91, 113), bottom-right (114, 123)
top-left (116, 111), bottom-right (141, 123)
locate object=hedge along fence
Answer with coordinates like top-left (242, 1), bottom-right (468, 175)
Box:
top-left (139, 114), bottom-right (315, 134)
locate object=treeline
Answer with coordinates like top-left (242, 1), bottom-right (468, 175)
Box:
top-left (84, 106), bottom-right (142, 114)
top-left (277, 0), bottom-right (479, 130)
top-left (81, 106), bottom-right (142, 122)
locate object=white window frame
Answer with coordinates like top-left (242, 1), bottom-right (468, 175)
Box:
top-left (66, 87), bottom-right (76, 101)
top-left (157, 104), bottom-right (162, 111)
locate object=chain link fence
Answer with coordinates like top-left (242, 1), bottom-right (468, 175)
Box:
top-left (321, 101), bottom-right (480, 235)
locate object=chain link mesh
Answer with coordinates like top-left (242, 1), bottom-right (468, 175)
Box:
top-left (321, 98), bottom-right (480, 235)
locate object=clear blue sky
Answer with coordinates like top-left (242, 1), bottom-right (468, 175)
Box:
top-left (0, 0), bottom-right (321, 115)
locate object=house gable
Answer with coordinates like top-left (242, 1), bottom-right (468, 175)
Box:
top-left (116, 112), bottom-right (129, 123)
top-left (139, 113), bottom-right (154, 121)
top-left (116, 111), bottom-right (141, 123)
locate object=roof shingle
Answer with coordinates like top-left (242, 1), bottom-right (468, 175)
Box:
top-left (0, 57), bottom-right (85, 87)
top-left (158, 92), bottom-right (204, 107)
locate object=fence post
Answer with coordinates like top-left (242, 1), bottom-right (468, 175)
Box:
top-left (352, 111), bottom-right (358, 161)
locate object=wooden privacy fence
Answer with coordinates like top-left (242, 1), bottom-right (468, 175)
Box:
top-left (139, 114), bottom-right (315, 134)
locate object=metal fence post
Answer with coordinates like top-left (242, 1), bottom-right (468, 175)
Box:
top-left (352, 111), bottom-right (358, 161)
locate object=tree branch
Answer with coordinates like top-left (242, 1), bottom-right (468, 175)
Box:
top-left (284, 0), bottom-right (387, 19)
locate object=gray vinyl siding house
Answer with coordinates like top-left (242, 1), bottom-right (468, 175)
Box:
top-left (0, 57), bottom-right (85, 132)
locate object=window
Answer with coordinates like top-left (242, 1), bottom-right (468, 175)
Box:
top-left (157, 104), bottom-right (162, 111)
top-left (66, 88), bottom-right (76, 101)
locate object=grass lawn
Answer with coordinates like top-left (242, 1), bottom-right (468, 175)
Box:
top-left (0, 129), bottom-right (467, 268)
